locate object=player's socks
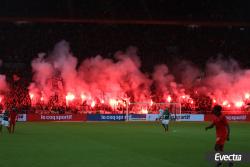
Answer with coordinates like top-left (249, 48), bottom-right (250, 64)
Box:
top-left (216, 162), bottom-right (222, 167)
top-left (8, 127), bottom-right (11, 134)
top-left (162, 124), bottom-right (165, 130)
top-left (162, 124), bottom-right (167, 132)
top-left (12, 125), bottom-right (15, 133)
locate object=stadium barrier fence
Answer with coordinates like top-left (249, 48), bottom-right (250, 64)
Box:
top-left (17, 114), bottom-right (27, 122)
top-left (0, 114), bottom-right (27, 122)
top-left (1, 113), bottom-right (250, 122)
top-left (87, 114), bottom-right (126, 121)
top-left (146, 114), bottom-right (204, 121)
top-left (128, 114), bottom-right (146, 121)
top-left (87, 114), bottom-right (147, 121)
top-left (27, 114), bottom-right (87, 122)
top-left (205, 114), bottom-right (250, 121)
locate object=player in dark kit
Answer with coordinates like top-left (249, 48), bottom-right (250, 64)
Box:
top-left (160, 108), bottom-right (170, 132)
top-left (10, 108), bottom-right (18, 134)
top-left (205, 105), bottom-right (231, 167)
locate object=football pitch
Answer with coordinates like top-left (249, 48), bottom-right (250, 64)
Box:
top-left (0, 122), bottom-right (249, 167)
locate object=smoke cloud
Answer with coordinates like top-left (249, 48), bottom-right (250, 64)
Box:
top-left (27, 40), bottom-right (250, 110)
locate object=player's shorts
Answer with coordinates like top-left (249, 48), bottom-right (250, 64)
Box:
top-left (10, 120), bottom-right (16, 125)
top-left (1, 120), bottom-right (9, 127)
top-left (162, 119), bottom-right (169, 125)
top-left (216, 136), bottom-right (227, 145)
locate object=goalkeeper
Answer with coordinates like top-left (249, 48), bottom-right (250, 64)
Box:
top-left (160, 108), bottom-right (170, 132)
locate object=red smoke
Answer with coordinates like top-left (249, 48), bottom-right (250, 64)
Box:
top-left (0, 41), bottom-right (249, 113)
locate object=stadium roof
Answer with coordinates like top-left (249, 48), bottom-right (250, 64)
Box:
top-left (0, 1), bottom-right (249, 23)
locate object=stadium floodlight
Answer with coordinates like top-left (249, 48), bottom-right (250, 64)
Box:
top-left (125, 102), bottom-right (182, 121)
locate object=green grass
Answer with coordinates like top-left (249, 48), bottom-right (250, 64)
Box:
top-left (0, 122), bottom-right (249, 167)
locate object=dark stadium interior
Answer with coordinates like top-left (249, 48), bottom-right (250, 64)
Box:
top-left (0, 0), bottom-right (250, 21)
top-left (0, 1), bottom-right (250, 76)
top-left (0, 1), bottom-right (250, 113)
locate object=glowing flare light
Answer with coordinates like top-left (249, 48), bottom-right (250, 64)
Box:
top-left (81, 94), bottom-right (86, 102)
top-left (245, 93), bottom-right (250, 99)
top-left (29, 93), bottom-right (34, 100)
top-left (65, 93), bottom-right (75, 106)
top-left (0, 95), bottom-right (3, 103)
top-left (66, 93), bottom-right (75, 101)
top-left (222, 101), bottom-right (228, 106)
top-left (109, 99), bottom-right (118, 107)
top-left (235, 101), bottom-right (244, 108)
top-left (167, 96), bottom-right (172, 102)
top-left (150, 100), bottom-right (154, 106)
top-left (141, 108), bottom-right (148, 114)
top-left (91, 101), bottom-right (96, 108)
